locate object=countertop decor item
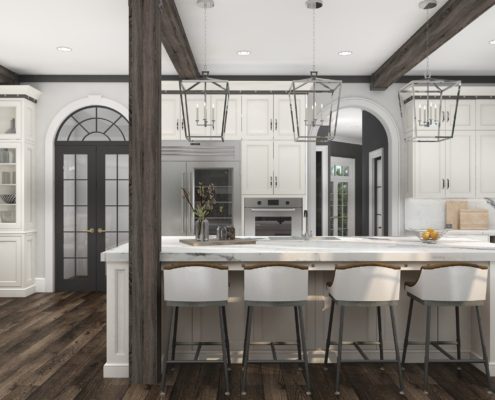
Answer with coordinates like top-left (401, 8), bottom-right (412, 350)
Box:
top-left (0, 194), bottom-right (16, 204)
top-left (415, 228), bottom-right (446, 244)
top-left (182, 182), bottom-right (223, 241)
top-left (459, 209), bottom-right (489, 230)
top-left (445, 200), bottom-right (468, 229)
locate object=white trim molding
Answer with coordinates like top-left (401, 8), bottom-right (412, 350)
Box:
top-left (0, 285), bottom-right (36, 298)
top-left (43, 95), bottom-right (129, 293)
top-left (35, 277), bottom-right (46, 292)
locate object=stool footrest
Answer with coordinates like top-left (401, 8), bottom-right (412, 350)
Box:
top-left (244, 359), bottom-right (303, 364)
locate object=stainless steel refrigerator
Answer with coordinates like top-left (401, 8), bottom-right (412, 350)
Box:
top-left (161, 141), bottom-right (241, 236)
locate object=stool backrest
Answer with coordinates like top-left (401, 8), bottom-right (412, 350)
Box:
top-left (409, 263), bottom-right (487, 302)
top-left (162, 263), bottom-right (229, 303)
top-left (330, 263), bottom-right (401, 302)
top-left (244, 263), bottom-right (309, 303)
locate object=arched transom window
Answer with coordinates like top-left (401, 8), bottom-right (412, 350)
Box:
top-left (56, 106), bottom-right (129, 142)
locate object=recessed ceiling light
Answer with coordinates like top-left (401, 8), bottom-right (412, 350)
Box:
top-left (338, 50), bottom-right (353, 56)
top-left (57, 46), bottom-right (72, 53)
top-left (237, 50), bottom-right (251, 56)
top-left (489, 39), bottom-right (495, 45)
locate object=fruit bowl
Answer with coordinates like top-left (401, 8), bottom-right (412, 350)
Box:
top-left (414, 228), bottom-right (446, 244)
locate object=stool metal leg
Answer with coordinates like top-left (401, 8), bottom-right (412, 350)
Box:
top-left (294, 306), bottom-right (302, 361)
top-left (221, 306), bottom-right (231, 366)
top-left (241, 306), bottom-right (253, 396)
top-left (160, 306), bottom-right (176, 395)
top-left (297, 305), bottom-right (312, 395)
top-left (455, 306), bottom-right (461, 372)
top-left (475, 306), bottom-right (492, 392)
top-left (377, 306), bottom-right (384, 368)
top-left (401, 297), bottom-right (414, 366)
top-left (218, 307), bottom-right (231, 396)
top-left (423, 304), bottom-right (432, 393)
top-left (335, 305), bottom-right (345, 396)
top-left (389, 306), bottom-right (405, 395)
top-left (324, 299), bottom-right (335, 369)
top-left (171, 306), bottom-right (179, 361)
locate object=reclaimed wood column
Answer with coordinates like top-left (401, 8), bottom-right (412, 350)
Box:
top-left (129, 0), bottom-right (161, 384)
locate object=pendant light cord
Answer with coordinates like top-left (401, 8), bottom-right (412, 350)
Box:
top-left (424, 8), bottom-right (431, 79)
top-left (312, 7), bottom-right (316, 71)
top-left (203, 4), bottom-right (208, 72)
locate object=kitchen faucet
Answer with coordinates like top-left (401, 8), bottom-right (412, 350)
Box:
top-left (303, 210), bottom-right (312, 240)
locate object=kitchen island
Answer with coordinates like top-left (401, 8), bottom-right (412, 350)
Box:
top-left (101, 236), bottom-right (495, 378)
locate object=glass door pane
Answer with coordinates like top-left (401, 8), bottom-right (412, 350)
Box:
top-left (330, 157), bottom-right (355, 236)
top-left (0, 105), bottom-right (17, 135)
top-left (0, 147), bottom-right (17, 224)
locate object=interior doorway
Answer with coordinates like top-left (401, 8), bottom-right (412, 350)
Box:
top-left (54, 106), bottom-right (129, 292)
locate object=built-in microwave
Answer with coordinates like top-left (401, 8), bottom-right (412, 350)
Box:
top-left (244, 198), bottom-right (303, 237)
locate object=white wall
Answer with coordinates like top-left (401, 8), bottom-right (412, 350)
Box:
top-left (26, 81), bottom-right (407, 282)
top-left (27, 82), bottom-right (128, 278)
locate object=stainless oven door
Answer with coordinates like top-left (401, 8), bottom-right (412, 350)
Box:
top-left (244, 208), bottom-right (302, 237)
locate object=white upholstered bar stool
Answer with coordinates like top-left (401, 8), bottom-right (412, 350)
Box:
top-left (241, 263), bottom-right (311, 396)
top-left (325, 263), bottom-right (404, 396)
top-left (160, 263), bottom-right (231, 397)
top-left (402, 263), bottom-right (490, 393)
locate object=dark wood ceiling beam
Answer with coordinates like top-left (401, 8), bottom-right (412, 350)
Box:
top-left (0, 65), bottom-right (19, 84)
top-left (370, 0), bottom-right (495, 90)
top-left (159, 0), bottom-right (200, 79)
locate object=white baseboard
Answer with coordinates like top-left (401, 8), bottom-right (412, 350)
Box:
top-left (0, 284), bottom-right (36, 298)
top-left (104, 363), bottom-right (129, 378)
top-left (35, 277), bottom-right (47, 292)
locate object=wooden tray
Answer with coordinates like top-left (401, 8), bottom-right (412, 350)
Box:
top-left (180, 238), bottom-right (257, 246)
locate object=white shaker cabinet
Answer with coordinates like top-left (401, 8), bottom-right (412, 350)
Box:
top-left (242, 140), bottom-right (306, 195)
top-left (476, 100), bottom-right (495, 130)
top-left (411, 140), bottom-right (446, 198)
top-left (476, 131), bottom-right (495, 197)
top-left (161, 95), bottom-right (183, 140)
top-left (447, 99), bottom-right (476, 131)
top-left (213, 94), bottom-right (242, 140)
top-left (242, 95), bottom-right (273, 140)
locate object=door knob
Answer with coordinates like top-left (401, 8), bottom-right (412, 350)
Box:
top-left (97, 228), bottom-right (106, 234)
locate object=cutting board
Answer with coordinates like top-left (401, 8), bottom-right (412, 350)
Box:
top-left (180, 238), bottom-right (257, 246)
top-left (445, 200), bottom-right (468, 229)
top-left (459, 209), bottom-right (489, 230)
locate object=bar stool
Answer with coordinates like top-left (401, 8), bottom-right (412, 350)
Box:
top-left (160, 263), bottom-right (231, 396)
top-left (402, 262), bottom-right (490, 393)
top-left (241, 263), bottom-right (311, 396)
top-left (324, 263), bottom-right (404, 396)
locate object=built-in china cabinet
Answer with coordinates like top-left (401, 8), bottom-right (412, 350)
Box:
top-left (0, 85), bottom-right (40, 297)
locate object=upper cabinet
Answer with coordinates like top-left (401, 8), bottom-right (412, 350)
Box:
top-left (161, 95), bottom-right (182, 140)
top-left (242, 95), bottom-right (273, 140)
top-left (448, 99), bottom-right (476, 131)
top-left (476, 100), bottom-right (495, 130)
top-left (212, 94), bottom-right (242, 140)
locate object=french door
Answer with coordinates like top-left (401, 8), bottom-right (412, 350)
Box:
top-left (55, 143), bottom-right (128, 292)
top-left (330, 157), bottom-right (355, 236)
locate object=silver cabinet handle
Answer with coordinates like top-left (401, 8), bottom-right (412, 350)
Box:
top-left (275, 119), bottom-right (278, 130)
top-left (442, 179), bottom-right (445, 189)
top-left (270, 119), bottom-right (273, 131)
top-left (274, 176), bottom-right (278, 188)
top-left (447, 111), bottom-right (450, 122)
top-left (447, 178), bottom-right (450, 189)
top-left (269, 176), bottom-right (273, 187)
top-left (176, 119), bottom-right (179, 130)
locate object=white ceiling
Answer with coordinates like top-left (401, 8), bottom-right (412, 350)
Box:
top-left (0, 0), bottom-right (493, 77)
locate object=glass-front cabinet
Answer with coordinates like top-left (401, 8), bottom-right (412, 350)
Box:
top-left (0, 86), bottom-right (40, 297)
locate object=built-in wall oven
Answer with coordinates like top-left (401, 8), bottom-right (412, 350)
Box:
top-left (244, 198), bottom-right (303, 237)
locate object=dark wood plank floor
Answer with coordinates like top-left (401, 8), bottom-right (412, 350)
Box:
top-left (0, 292), bottom-right (493, 400)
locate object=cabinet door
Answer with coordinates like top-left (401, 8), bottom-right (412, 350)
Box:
top-left (476, 131), bottom-right (495, 197)
top-left (448, 100), bottom-right (475, 131)
top-left (273, 95), bottom-right (303, 140)
top-left (0, 236), bottom-right (21, 287)
top-left (413, 139), bottom-right (446, 198)
top-left (0, 143), bottom-right (20, 229)
top-left (476, 100), bottom-right (495, 130)
top-left (242, 95), bottom-right (273, 140)
top-left (274, 141), bottom-right (306, 195)
top-left (161, 95), bottom-right (182, 140)
top-left (0, 100), bottom-right (21, 140)
top-left (212, 95), bottom-right (242, 140)
top-left (445, 132), bottom-right (475, 198)
top-left (242, 141), bottom-right (273, 195)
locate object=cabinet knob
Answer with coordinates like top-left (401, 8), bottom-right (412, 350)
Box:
top-left (86, 228), bottom-right (95, 234)
top-left (97, 228), bottom-right (106, 234)
top-left (275, 176), bottom-right (278, 188)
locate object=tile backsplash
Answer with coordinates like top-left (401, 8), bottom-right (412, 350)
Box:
top-left (405, 198), bottom-right (495, 230)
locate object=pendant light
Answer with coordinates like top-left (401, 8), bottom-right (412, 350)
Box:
top-left (180, 0), bottom-right (230, 143)
top-left (398, 0), bottom-right (461, 142)
top-left (289, 0), bottom-right (342, 143)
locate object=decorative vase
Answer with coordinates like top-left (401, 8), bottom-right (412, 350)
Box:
top-left (195, 219), bottom-right (210, 241)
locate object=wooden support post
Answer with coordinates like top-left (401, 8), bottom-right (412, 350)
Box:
top-left (129, 0), bottom-right (162, 384)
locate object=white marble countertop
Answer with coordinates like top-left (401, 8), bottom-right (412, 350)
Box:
top-left (101, 235), bottom-right (495, 264)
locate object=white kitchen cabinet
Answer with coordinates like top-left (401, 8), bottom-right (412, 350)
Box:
top-left (273, 95), bottom-right (304, 140)
top-left (242, 140), bottom-right (306, 195)
top-left (447, 100), bottom-right (476, 131)
top-left (476, 100), bottom-right (495, 130)
top-left (242, 95), bottom-right (273, 140)
top-left (410, 131), bottom-right (476, 198)
top-left (476, 131), bottom-right (495, 197)
top-left (0, 85), bottom-right (39, 297)
top-left (161, 95), bottom-right (182, 140)
top-left (242, 141), bottom-right (273, 195)
top-left (213, 94), bottom-right (242, 139)
top-left (273, 141), bottom-right (306, 195)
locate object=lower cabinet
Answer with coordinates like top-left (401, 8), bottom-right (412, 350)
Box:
top-left (242, 140), bottom-right (306, 195)
top-left (0, 233), bottom-right (35, 297)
